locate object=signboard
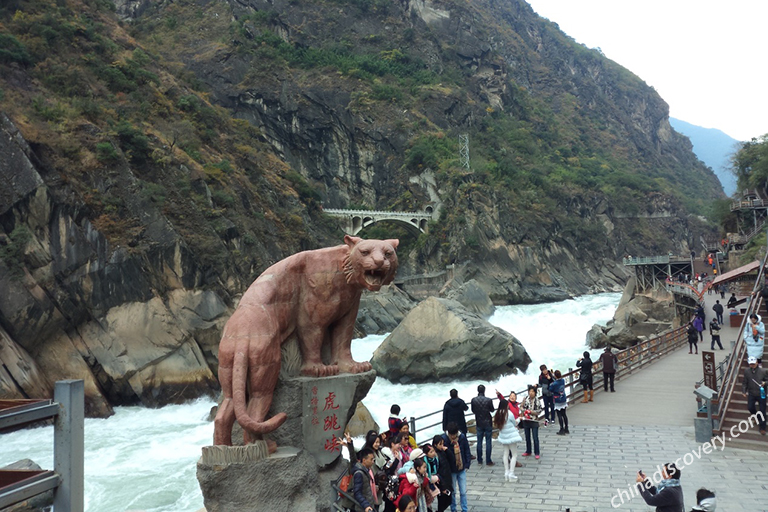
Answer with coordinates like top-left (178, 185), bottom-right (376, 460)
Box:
top-left (702, 351), bottom-right (717, 392)
top-left (302, 377), bottom-right (356, 466)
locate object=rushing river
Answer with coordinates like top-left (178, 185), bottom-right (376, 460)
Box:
top-left (0, 292), bottom-right (620, 512)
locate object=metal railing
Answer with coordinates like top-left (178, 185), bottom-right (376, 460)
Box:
top-left (730, 198), bottom-right (768, 211)
top-left (410, 325), bottom-right (690, 444)
top-left (0, 380), bottom-right (84, 512)
top-left (714, 253), bottom-right (768, 431)
top-left (736, 218), bottom-right (768, 246)
top-left (623, 255), bottom-right (670, 265)
top-left (666, 282), bottom-right (704, 301)
top-left (324, 208), bottom-right (431, 218)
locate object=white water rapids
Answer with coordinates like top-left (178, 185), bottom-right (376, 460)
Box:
top-left (0, 292), bottom-right (619, 511)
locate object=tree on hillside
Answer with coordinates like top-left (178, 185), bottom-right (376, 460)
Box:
top-left (733, 135), bottom-right (768, 196)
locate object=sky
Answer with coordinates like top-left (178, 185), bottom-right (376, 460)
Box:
top-left (525, 0), bottom-right (768, 142)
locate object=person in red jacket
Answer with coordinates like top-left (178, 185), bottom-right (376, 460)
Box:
top-left (396, 459), bottom-right (429, 511)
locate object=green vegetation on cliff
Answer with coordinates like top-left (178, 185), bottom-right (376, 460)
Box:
top-left (0, 0), bottom-right (339, 284)
top-left (1, 0), bottom-right (723, 283)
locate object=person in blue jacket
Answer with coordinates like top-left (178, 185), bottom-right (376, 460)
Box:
top-left (550, 370), bottom-right (569, 435)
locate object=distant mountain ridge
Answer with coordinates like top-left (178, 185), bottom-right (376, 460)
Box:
top-left (670, 118), bottom-right (740, 196)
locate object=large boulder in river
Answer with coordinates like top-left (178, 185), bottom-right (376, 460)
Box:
top-left (586, 324), bottom-right (609, 348)
top-left (589, 279), bottom-right (675, 349)
top-left (443, 279), bottom-right (495, 318)
top-left (370, 297), bottom-right (530, 383)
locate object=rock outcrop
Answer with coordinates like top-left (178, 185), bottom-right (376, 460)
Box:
top-left (355, 285), bottom-right (418, 337)
top-left (0, 114), bottom-right (225, 415)
top-left (587, 277), bottom-right (675, 349)
top-left (0, 0), bottom-right (723, 413)
top-left (442, 279), bottom-right (495, 318)
top-left (198, 371), bottom-right (375, 511)
top-left (197, 447), bottom-right (326, 512)
top-left (344, 402), bottom-right (379, 438)
top-left (371, 297), bottom-right (530, 383)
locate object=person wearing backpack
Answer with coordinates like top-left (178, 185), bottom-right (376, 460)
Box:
top-left (709, 319), bottom-right (723, 350)
top-left (538, 366), bottom-right (555, 426)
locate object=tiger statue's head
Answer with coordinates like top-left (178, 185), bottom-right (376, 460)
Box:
top-left (343, 235), bottom-right (399, 292)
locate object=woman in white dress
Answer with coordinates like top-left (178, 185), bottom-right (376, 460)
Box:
top-left (493, 395), bottom-right (523, 482)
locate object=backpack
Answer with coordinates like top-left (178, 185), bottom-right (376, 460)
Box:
top-left (338, 473), bottom-right (353, 496)
top-left (383, 474), bottom-right (399, 501)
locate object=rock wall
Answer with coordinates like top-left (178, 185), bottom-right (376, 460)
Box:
top-left (0, 114), bottom-right (223, 415)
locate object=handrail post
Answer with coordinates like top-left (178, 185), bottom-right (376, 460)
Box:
top-left (410, 416), bottom-right (416, 437)
top-left (53, 380), bottom-right (84, 512)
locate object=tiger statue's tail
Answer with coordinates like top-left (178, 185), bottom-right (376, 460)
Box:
top-left (232, 336), bottom-right (287, 436)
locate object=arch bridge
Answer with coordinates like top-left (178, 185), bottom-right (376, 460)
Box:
top-left (323, 207), bottom-right (434, 236)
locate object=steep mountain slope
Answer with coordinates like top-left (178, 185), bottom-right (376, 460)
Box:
top-left (0, 0), bottom-right (722, 411)
top-left (0, 0), bottom-right (338, 414)
top-left (670, 118), bottom-right (739, 196)
top-left (128, 0), bottom-right (721, 292)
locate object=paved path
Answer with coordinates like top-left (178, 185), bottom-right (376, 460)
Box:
top-left (465, 424), bottom-right (766, 512)
top-left (458, 290), bottom-right (768, 511)
top-left (565, 289), bottom-right (732, 427)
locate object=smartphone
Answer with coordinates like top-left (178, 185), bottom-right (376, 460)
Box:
top-left (638, 469), bottom-right (645, 478)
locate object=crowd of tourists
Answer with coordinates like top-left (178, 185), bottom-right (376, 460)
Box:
top-left (339, 354), bottom-right (625, 512)
top-left (340, 370), bottom-right (722, 512)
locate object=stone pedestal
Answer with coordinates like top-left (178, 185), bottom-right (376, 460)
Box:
top-left (197, 370), bottom-right (376, 511)
top-left (197, 447), bottom-right (324, 512)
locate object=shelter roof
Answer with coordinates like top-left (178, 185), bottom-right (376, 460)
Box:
top-left (711, 260), bottom-right (762, 286)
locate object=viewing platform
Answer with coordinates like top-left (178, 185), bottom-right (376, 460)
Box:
top-left (369, 261), bottom-right (767, 512)
top-left (456, 289), bottom-right (765, 511)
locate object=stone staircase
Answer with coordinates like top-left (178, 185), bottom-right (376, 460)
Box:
top-left (713, 300), bottom-right (768, 451)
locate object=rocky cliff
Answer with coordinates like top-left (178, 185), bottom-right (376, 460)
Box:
top-left (0, 0), bottom-right (721, 412)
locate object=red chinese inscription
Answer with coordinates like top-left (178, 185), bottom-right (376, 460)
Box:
top-left (324, 434), bottom-right (341, 452)
top-left (323, 392), bottom-right (340, 411)
top-left (324, 414), bottom-right (340, 432)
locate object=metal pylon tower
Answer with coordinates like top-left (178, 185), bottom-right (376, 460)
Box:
top-left (459, 134), bottom-right (470, 171)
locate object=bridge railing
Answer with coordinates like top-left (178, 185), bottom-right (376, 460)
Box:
top-left (666, 282), bottom-right (705, 301)
top-left (410, 325), bottom-right (689, 445)
top-left (323, 208), bottom-right (431, 218)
